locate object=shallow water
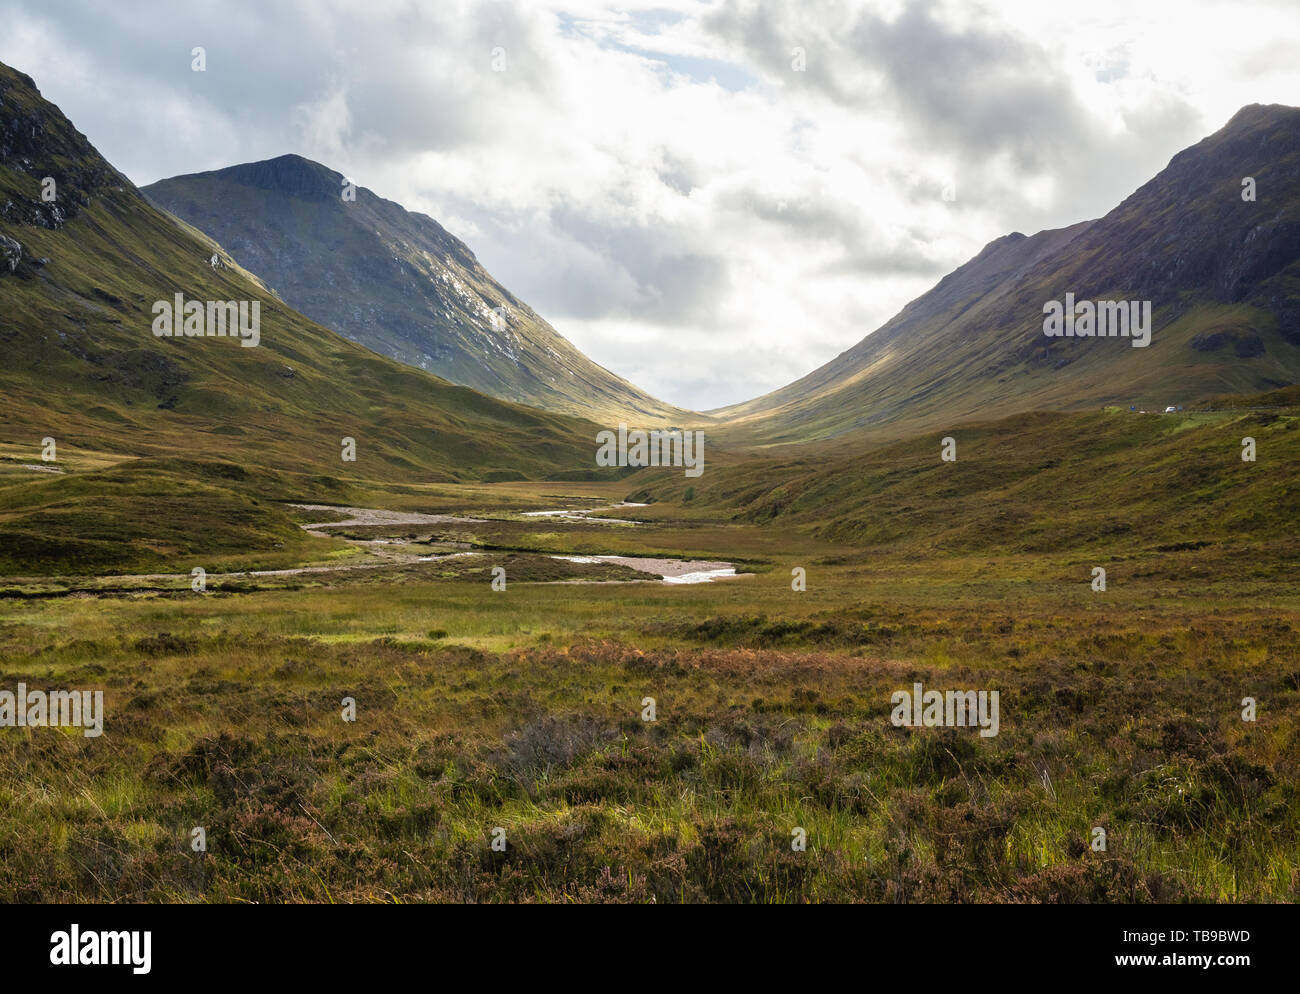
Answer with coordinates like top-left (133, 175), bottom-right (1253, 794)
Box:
top-left (288, 501), bottom-right (740, 585)
top-left (551, 554), bottom-right (737, 584)
top-left (520, 501), bottom-right (649, 525)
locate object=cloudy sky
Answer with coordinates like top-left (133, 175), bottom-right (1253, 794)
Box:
top-left (3, 1), bottom-right (1298, 410)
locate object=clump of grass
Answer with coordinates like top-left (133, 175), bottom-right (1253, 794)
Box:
top-left (0, 566), bottom-right (1295, 903)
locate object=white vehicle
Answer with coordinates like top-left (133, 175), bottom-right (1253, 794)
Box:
top-left (1164, 406), bottom-right (1177, 413)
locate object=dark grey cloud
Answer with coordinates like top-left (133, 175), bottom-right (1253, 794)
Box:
top-left (704, 0), bottom-right (1205, 221)
top-left (705, 0), bottom-right (1090, 165)
top-left (847, 4), bottom-right (1083, 169)
top-left (0, 0), bottom-right (566, 182)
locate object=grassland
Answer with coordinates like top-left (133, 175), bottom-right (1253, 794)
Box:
top-left (1, 425), bottom-right (1296, 902)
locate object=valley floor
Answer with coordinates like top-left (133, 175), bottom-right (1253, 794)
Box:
top-left (0, 480), bottom-right (1295, 903)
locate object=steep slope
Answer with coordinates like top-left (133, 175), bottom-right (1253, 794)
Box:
top-left (716, 105), bottom-right (1300, 444)
top-left (0, 61), bottom-right (612, 571)
top-left (143, 156), bottom-right (692, 425)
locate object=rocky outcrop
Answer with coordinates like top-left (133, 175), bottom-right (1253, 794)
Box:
top-left (0, 232), bottom-right (20, 272)
top-left (0, 62), bottom-right (129, 228)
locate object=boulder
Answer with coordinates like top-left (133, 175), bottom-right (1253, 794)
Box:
top-left (0, 232), bottom-right (21, 272)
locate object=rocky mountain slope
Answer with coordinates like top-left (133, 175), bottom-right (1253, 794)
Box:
top-left (144, 155), bottom-right (690, 424)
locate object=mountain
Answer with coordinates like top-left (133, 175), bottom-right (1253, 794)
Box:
top-left (0, 60), bottom-right (613, 572)
top-left (715, 105), bottom-right (1300, 444)
top-left (143, 155), bottom-right (690, 424)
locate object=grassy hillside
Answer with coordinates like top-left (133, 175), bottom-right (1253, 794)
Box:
top-left (628, 392), bottom-right (1300, 575)
top-left (714, 105), bottom-right (1300, 445)
top-left (0, 61), bottom-right (625, 572)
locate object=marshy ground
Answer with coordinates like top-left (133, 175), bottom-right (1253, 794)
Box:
top-left (0, 477), bottom-right (1295, 903)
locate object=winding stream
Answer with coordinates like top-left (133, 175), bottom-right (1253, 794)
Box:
top-left (292, 501), bottom-right (740, 585)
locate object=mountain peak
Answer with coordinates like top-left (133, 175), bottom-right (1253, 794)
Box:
top-left (1222, 102), bottom-right (1300, 133)
top-left (144, 153), bottom-right (691, 422)
top-left (188, 153), bottom-right (343, 202)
